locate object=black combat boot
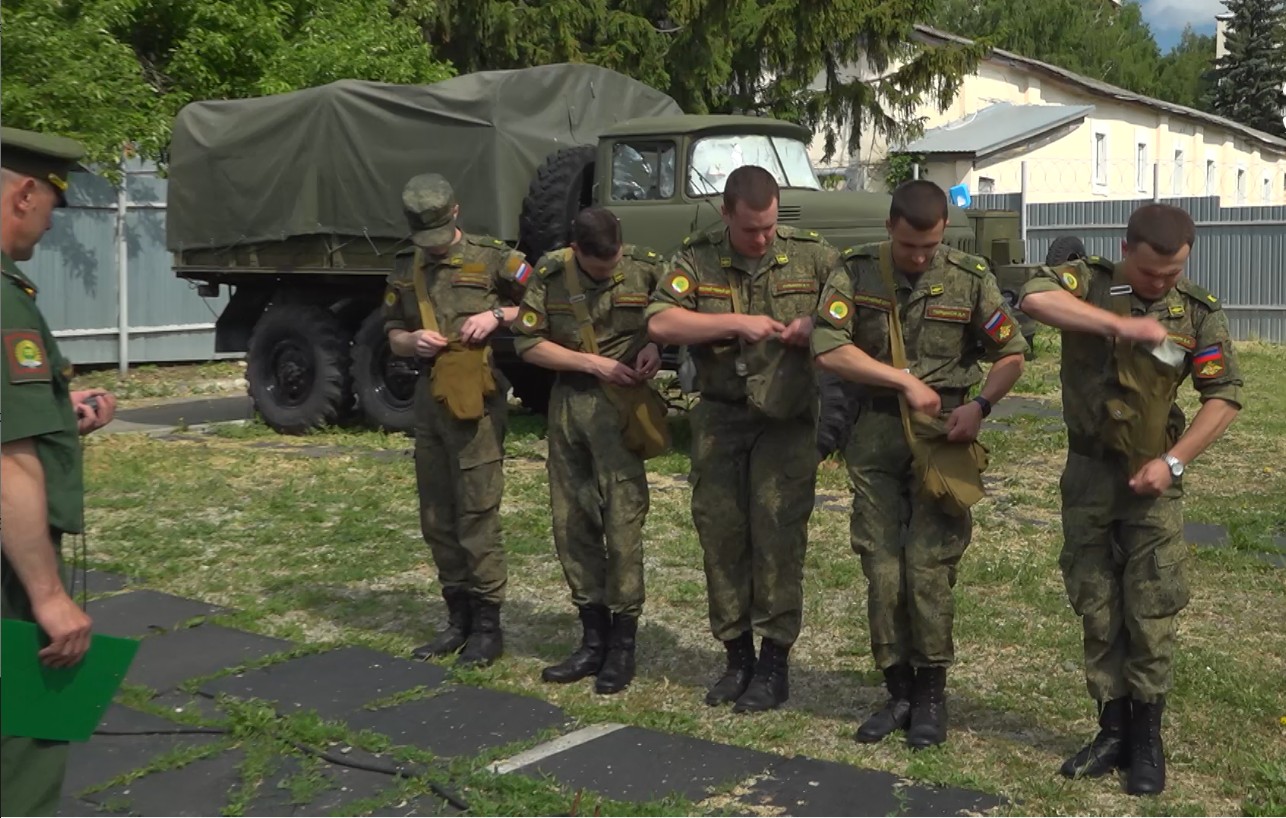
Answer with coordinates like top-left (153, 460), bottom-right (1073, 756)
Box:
top-left (542, 605), bottom-right (610, 683)
top-left (855, 664), bottom-right (914, 743)
top-left (906, 666), bottom-right (948, 749)
top-left (1060, 698), bottom-right (1131, 779)
top-left (595, 613), bottom-right (639, 695)
top-left (733, 638), bottom-right (790, 713)
top-left (457, 598), bottom-right (503, 667)
top-left (1126, 697), bottom-right (1167, 796)
top-left (705, 632), bottom-right (756, 706)
top-left (411, 588), bottom-right (471, 660)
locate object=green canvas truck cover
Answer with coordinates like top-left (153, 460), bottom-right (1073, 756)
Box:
top-left (166, 63), bottom-right (682, 251)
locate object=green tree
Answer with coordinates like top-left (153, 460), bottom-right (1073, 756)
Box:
top-left (1156, 27), bottom-right (1217, 110)
top-left (1207, 0), bottom-right (1286, 137)
top-left (929, 0), bottom-right (1163, 97)
top-left (424, 0), bottom-right (985, 163)
top-left (0, 0), bottom-right (453, 168)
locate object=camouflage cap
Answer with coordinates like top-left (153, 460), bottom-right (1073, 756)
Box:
top-left (1, 126), bottom-right (88, 208)
top-left (402, 173), bottom-right (458, 248)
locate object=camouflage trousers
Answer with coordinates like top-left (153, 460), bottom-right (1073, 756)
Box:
top-left (1060, 451), bottom-right (1190, 704)
top-left (546, 376), bottom-right (649, 616)
top-left (846, 405), bottom-right (972, 669)
top-left (1, 538), bottom-right (69, 816)
top-left (690, 397), bottom-right (817, 645)
top-left (413, 372), bottom-right (508, 603)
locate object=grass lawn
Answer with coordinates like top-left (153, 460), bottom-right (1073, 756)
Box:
top-left (78, 335), bottom-right (1286, 816)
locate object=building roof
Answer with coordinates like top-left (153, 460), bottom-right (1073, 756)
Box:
top-left (913, 25), bottom-right (1286, 155)
top-left (901, 101), bottom-right (1094, 157)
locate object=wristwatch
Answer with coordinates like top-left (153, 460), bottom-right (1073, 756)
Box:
top-left (971, 395), bottom-right (993, 418)
top-left (490, 306), bottom-right (505, 323)
top-left (1162, 453), bottom-right (1185, 479)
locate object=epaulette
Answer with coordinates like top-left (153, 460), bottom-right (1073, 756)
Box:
top-left (841, 242), bottom-right (879, 261)
top-left (777, 225), bottom-right (822, 242)
top-left (466, 234), bottom-right (512, 250)
top-left (629, 245), bottom-right (664, 264)
top-left (680, 227), bottom-right (722, 248)
top-left (1083, 255), bottom-right (1116, 275)
top-left (535, 250), bottom-right (569, 279)
top-left (945, 247), bottom-right (989, 276)
top-left (1176, 277), bottom-right (1222, 311)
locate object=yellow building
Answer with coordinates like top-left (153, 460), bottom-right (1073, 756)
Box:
top-left (814, 25), bottom-right (1286, 205)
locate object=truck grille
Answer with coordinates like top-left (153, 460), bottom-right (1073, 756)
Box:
top-left (778, 205), bottom-right (802, 221)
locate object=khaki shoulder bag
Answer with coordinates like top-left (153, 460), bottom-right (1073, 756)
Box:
top-left (412, 249), bottom-right (496, 421)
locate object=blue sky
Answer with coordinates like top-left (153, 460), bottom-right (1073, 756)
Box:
top-left (1139, 0), bottom-right (1226, 51)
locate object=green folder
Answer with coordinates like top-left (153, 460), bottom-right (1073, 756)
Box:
top-left (1, 618), bottom-right (140, 742)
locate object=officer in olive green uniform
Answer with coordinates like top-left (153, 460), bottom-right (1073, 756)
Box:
top-left (812, 181), bottom-right (1027, 749)
top-left (513, 208), bottom-right (665, 695)
top-left (1, 128), bottom-right (116, 816)
top-left (1019, 203), bottom-right (1242, 795)
top-left (647, 166), bottom-right (838, 713)
top-left (383, 173), bottom-right (532, 668)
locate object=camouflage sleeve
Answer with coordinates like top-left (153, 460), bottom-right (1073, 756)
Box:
top-left (494, 249), bottom-right (535, 304)
top-left (1189, 307), bottom-right (1244, 408)
top-left (645, 250), bottom-right (700, 319)
top-left (512, 263), bottom-right (552, 355)
top-left (381, 255), bottom-right (417, 335)
top-left (1019, 260), bottom-right (1091, 303)
top-left (816, 240), bottom-right (842, 288)
top-left (971, 271), bottom-right (1029, 360)
top-left (810, 266), bottom-right (857, 358)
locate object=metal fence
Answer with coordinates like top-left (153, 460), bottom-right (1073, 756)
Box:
top-left (19, 160), bottom-right (229, 372)
top-left (970, 191), bottom-right (1286, 343)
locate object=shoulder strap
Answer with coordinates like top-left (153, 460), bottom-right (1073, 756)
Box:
top-left (410, 249), bottom-right (441, 334)
top-left (876, 242), bottom-right (919, 448)
top-left (561, 254), bottom-right (600, 355)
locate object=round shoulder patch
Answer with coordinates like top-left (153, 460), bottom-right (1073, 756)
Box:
top-left (384, 290), bottom-right (397, 307)
top-left (827, 297), bottom-right (850, 322)
top-left (669, 271), bottom-right (693, 295)
top-left (1062, 270), bottom-right (1079, 292)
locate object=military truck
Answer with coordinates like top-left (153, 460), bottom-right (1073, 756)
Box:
top-left (167, 63), bottom-right (1022, 435)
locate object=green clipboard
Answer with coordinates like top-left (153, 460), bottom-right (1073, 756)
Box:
top-left (1, 618), bottom-right (140, 742)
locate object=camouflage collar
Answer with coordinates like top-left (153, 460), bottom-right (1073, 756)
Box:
top-left (1, 252), bottom-right (38, 296)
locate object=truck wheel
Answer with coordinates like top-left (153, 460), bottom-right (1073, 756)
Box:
top-left (247, 303), bottom-right (352, 434)
top-left (351, 309), bottom-right (417, 434)
top-left (518, 145), bottom-right (596, 261)
top-left (504, 366), bottom-right (553, 415)
top-left (1045, 235), bottom-right (1086, 266)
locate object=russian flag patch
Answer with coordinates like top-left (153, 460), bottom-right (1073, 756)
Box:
top-left (982, 308), bottom-right (1015, 343)
top-left (513, 261), bottom-right (533, 285)
top-left (1193, 343), bottom-right (1225, 378)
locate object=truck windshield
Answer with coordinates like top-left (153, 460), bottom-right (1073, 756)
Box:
top-left (688, 135), bottom-right (822, 196)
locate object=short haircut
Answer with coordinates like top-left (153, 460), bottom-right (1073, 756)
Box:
top-left (1126, 204), bottom-right (1196, 256)
top-left (723, 165), bottom-right (779, 213)
top-left (889, 180), bottom-right (949, 230)
top-left (571, 206), bottom-right (622, 259)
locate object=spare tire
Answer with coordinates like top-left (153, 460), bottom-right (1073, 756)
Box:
top-left (247, 303), bottom-right (352, 434)
top-left (519, 145), bottom-right (596, 261)
top-left (1045, 235), bottom-right (1087, 267)
top-left (350, 308), bottom-right (418, 434)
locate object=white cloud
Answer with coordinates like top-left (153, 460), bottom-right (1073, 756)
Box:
top-left (1140, 0), bottom-right (1227, 30)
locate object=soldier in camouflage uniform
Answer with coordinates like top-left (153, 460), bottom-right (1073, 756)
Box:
top-left (383, 173), bottom-right (533, 668)
top-left (2, 127), bottom-right (118, 816)
top-left (647, 166), bottom-right (839, 713)
top-left (1019, 204), bottom-right (1242, 796)
top-left (812, 181), bottom-right (1028, 749)
top-left (513, 208), bottom-right (664, 695)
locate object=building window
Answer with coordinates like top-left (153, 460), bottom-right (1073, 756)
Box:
top-left (1206, 159), bottom-right (1217, 195)
top-left (978, 176), bottom-right (996, 194)
top-left (1236, 167), bottom-right (1247, 204)
top-left (1172, 149), bottom-right (1184, 196)
top-left (1093, 130), bottom-right (1109, 188)
top-left (1136, 141), bottom-right (1149, 192)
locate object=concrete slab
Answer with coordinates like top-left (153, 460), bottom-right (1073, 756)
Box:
top-left (83, 748), bottom-right (243, 816)
top-left (63, 732), bottom-right (223, 797)
top-left (1185, 522), bottom-right (1229, 547)
top-left (111, 396), bottom-right (253, 430)
top-left (126, 624), bottom-right (293, 693)
top-left (87, 590), bottom-right (227, 638)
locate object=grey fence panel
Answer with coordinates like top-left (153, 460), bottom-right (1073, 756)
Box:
top-left (21, 163), bottom-right (230, 368)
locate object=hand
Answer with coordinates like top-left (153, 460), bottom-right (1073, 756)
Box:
top-left (1114, 316), bottom-right (1167, 346)
top-left (779, 316), bottom-right (814, 348)
top-left (737, 315), bottom-right (787, 343)
top-left (945, 400), bottom-right (984, 443)
top-left (901, 376), bottom-right (941, 416)
top-left (1129, 458), bottom-right (1174, 496)
top-left (459, 311), bottom-right (501, 346)
top-left (634, 344), bottom-right (661, 379)
top-left (414, 330), bottom-right (450, 359)
top-left (32, 592), bottom-right (92, 668)
top-left (588, 355), bottom-right (643, 386)
top-left (71, 389), bottom-right (116, 434)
